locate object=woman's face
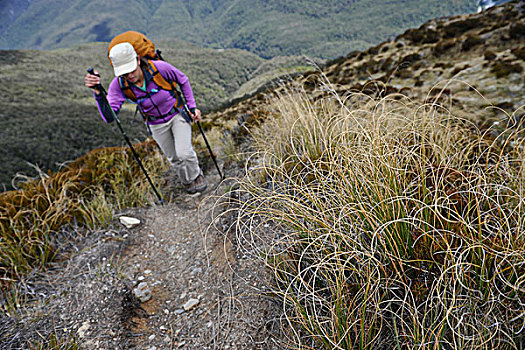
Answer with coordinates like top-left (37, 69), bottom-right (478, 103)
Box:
top-left (122, 58), bottom-right (142, 84)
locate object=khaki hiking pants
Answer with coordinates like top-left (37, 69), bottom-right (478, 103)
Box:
top-left (149, 113), bottom-right (201, 185)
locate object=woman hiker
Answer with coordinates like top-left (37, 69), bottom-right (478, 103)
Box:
top-left (84, 42), bottom-right (207, 194)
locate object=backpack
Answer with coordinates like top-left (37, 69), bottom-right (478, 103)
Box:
top-left (107, 31), bottom-right (184, 114)
top-left (108, 31), bottom-right (158, 61)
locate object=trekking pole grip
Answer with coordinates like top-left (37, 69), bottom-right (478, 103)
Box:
top-left (87, 68), bottom-right (106, 94)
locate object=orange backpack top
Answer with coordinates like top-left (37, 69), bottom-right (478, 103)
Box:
top-left (107, 31), bottom-right (180, 106)
top-left (108, 31), bottom-right (158, 61)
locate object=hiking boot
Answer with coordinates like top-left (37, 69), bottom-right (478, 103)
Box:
top-left (193, 174), bottom-right (207, 193)
top-left (185, 175), bottom-right (207, 194)
top-left (185, 181), bottom-right (197, 194)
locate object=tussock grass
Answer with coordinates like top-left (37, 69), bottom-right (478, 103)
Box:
top-left (27, 333), bottom-right (79, 350)
top-left (0, 140), bottom-right (167, 285)
top-left (233, 87), bottom-right (525, 349)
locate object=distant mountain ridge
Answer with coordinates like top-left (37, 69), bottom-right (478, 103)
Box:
top-left (0, 0), bottom-right (484, 58)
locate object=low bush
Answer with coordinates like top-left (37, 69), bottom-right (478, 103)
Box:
top-left (491, 60), bottom-right (524, 78)
top-left (461, 35), bottom-right (485, 51)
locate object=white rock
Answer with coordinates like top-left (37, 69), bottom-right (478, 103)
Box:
top-left (119, 216), bottom-right (141, 228)
top-left (133, 282), bottom-right (152, 302)
top-left (183, 298), bottom-right (200, 311)
top-left (77, 321), bottom-right (90, 338)
top-left (83, 340), bottom-right (100, 348)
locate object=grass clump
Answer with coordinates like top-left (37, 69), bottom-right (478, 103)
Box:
top-left (0, 140), bottom-right (167, 285)
top-left (233, 86), bottom-right (525, 349)
top-left (27, 333), bottom-right (79, 350)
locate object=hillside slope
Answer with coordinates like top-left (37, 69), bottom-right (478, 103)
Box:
top-left (1, 2), bottom-right (523, 349)
top-left (207, 1), bottom-right (524, 136)
top-left (0, 0), bottom-right (481, 58)
top-left (0, 39), bottom-right (320, 190)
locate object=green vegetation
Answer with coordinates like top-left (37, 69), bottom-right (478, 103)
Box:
top-left (28, 333), bottom-right (79, 350)
top-left (231, 88), bottom-right (525, 349)
top-left (1, 0), bottom-right (479, 58)
top-left (491, 60), bottom-right (524, 78)
top-left (0, 1), bottom-right (523, 347)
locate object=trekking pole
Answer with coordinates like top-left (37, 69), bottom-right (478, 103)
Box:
top-left (87, 68), bottom-right (164, 203)
top-left (183, 105), bottom-right (224, 179)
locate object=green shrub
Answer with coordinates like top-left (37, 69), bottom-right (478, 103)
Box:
top-left (433, 38), bottom-right (457, 56)
top-left (444, 17), bottom-right (483, 38)
top-left (509, 22), bottom-right (525, 39)
top-left (511, 46), bottom-right (525, 60)
top-left (461, 35), bottom-right (485, 51)
top-left (484, 49), bottom-right (497, 61)
top-left (491, 60), bottom-right (524, 78)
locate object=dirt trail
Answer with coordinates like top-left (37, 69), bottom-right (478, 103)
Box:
top-left (1, 171), bottom-right (281, 350)
top-left (116, 173), bottom-right (281, 349)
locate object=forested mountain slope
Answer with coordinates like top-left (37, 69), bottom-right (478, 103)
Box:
top-left (1, 0), bottom-right (482, 58)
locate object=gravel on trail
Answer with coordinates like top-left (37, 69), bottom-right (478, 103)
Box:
top-left (0, 171), bottom-right (282, 349)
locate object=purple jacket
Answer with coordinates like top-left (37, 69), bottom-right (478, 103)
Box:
top-left (95, 60), bottom-right (196, 125)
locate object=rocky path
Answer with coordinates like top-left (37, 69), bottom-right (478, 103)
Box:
top-left (116, 176), bottom-right (281, 349)
top-left (2, 171), bottom-right (281, 349)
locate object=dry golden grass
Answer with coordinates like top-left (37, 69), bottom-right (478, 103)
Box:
top-left (0, 139), bottom-right (168, 284)
top-left (230, 85), bottom-right (525, 349)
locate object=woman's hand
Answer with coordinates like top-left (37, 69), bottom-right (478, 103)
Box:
top-left (84, 70), bottom-right (101, 95)
top-left (191, 108), bottom-right (202, 122)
